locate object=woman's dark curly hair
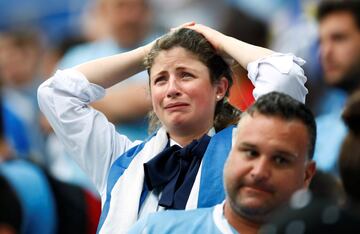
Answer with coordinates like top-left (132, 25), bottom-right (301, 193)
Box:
top-left (144, 28), bottom-right (241, 133)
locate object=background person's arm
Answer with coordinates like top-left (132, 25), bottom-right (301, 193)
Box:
top-left (91, 83), bottom-right (152, 123)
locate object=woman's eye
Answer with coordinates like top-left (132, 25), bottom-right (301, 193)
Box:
top-left (153, 76), bottom-right (166, 85)
top-left (180, 72), bottom-right (193, 79)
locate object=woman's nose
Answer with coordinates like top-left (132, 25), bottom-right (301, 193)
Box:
top-left (166, 78), bottom-right (181, 98)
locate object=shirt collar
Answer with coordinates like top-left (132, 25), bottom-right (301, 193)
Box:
top-left (169, 127), bottom-right (216, 147)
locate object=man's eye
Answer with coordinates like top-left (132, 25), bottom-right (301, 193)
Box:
top-left (332, 34), bottom-right (346, 42)
top-left (244, 149), bottom-right (258, 158)
top-left (274, 156), bottom-right (289, 165)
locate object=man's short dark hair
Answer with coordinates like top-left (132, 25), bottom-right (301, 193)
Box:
top-left (317, 0), bottom-right (360, 30)
top-left (243, 92), bottom-right (317, 160)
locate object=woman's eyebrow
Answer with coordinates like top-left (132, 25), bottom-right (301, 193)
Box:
top-left (151, 70), bottom-right (167, 77)
top-left (175, 66), bottom-right (200, 73)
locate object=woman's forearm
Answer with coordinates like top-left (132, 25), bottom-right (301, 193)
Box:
top-left (73, 46), bottom-right (149, 88)
top-left (221, 36), bottom-right (274, 69)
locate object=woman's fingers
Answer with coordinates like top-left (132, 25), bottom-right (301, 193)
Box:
top-left (170, 23), bottom-right (232, 63)
top-left (185, 24), bottom-right (225, 53)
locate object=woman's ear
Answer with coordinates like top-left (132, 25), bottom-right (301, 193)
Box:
top-left (215, 77), bottom-right (229, 100)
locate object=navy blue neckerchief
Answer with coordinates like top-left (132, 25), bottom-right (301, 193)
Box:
top-left (143, 134), bottom-right (211, 209)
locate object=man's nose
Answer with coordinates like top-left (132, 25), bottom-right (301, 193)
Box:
top-left (250, 157), bottom-right (271, 182)
top-left (320, 42), bottom-right (332, 61)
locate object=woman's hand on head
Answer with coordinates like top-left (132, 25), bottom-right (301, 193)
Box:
top-left (184, 24), bottom-right (233, 64)
top-left (142, 22), bottom-right (196, 58)
top-left (184, 24), bottom-right (226, 53)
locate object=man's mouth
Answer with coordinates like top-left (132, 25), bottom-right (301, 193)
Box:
top-left (242, 183), bottom-right (274, 195)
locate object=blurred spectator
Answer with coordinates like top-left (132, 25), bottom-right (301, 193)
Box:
top-left (0, 174), bottom-right (22, 234)
top-left (0, 92), bottom-right (101, 234)
top-left (0, 160), bottom-right (58, 234)
top-left (150, 0), bottom-right (228, 30)
top-left (0, 28), bottom-right (97, 227)
top-left (339, 89), bottom-right (360, 217)
top-left (313, 0), bottom-right (360, 174)
top-left (227, 0), bottom-right (302, 24)
top-left (0, 86), bottom-right (57, 233)
top-left (42, 37), bottom-right (87, 78)
top-left (40, 0), bottom-right (161, 192)
top-left (1, 159), bottom-right (101, 234)
top-left (0, 29), bottom-right (48, 164)
top-left (80, 1), bottom-right (111, 42)
top-left (59, 0), bottom-right (155, 67)
top-left (309, 170), bottom-right (344, 204)
top-left (0, 29), bottom-right (91, 194)
top-left (58, 0), bottom-right (160, 141)
top-left (0, 27), bottom-right (98, 199)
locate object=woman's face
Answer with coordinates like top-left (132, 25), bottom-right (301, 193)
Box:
top-left (149, 46), bottom-right (227, 136)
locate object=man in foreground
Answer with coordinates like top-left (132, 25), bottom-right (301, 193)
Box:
top-left (128, 92), bottom-right (317, 234)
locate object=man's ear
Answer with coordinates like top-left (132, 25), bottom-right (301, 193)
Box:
top-left (303, 160), bottom-right (316, 188)
top-left (215, 77), bottom-right (229, 100)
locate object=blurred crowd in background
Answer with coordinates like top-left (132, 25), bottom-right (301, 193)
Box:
top-left (0, 0), bottom-right (359, 233)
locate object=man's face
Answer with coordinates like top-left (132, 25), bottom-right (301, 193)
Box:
top-left (0, 37), bottom-right (40, 87)
top-left (101, 0), bottom-right (151, 48)
top-left (319, 11), bottom-right (360, 89)
top-left (223, 112), bottom-right (315, 222)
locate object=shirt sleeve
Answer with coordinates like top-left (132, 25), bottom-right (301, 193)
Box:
top-left (37, 69), bottom-right (136, 195)
top-left (247, 53), bottom-right (308, 103)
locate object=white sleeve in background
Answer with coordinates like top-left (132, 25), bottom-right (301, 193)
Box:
top-left (37, 69), bottom-right (137, 195)
top-left (247, 53), bottom-right (308, 103)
